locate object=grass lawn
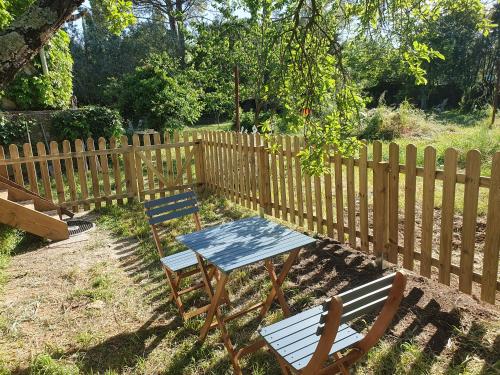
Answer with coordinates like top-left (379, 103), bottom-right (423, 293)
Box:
top-left (0, 194), bottom-right (498, 374)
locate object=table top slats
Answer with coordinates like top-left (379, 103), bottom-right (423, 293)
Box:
top-left (177, 217), bottom-right (316, 273)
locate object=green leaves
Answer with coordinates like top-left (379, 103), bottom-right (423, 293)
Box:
top-left (99, 0), bottom-right (136, 35)
top-left (403, 41), bottom-right (445, 85)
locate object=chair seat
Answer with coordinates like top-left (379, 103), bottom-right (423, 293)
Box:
top-left (161, 250), bottom-right (199, 272)
top-left (259, 305), bottom-right (364, 371)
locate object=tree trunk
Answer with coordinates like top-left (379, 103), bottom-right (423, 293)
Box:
top-left (0, 0), bottom-right (83, 89)
top-left (175, 0), bottom-right (186, 66)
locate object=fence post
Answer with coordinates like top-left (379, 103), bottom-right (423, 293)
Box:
top-left (373, 161), bottom-right (389, 268)
top-left (257, 136), bottom-right (272, 215)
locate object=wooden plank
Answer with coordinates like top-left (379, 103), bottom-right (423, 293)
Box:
top-left (314, 174), bottom-right (323, 234)
top-left (208, 131), bottom-right (215, 191)
top-left (359, 143), bottom-right (369, 252)
top-left (285, 136), bottom-right (295, 224)
top-left (459, 149), bottom-right (481, 294)
top-left (165, 132), bottom-right (174, 188)
top-left (213, 132), bottom-right (221, 193)
top-left (226, 132), bottom-right (234, 198)
top-left (23, 143), bottom-right (38, 194)
top-left (174, 131), bottom-right (183, 193)
top-left (121, 135), bottom-right (134, 200)
top-left (218, 132), bottom-right (227, 195)
top-left (250, 133), bottom-right (258, 210)
top-left (324, 163), bottom-right (334, 238)
top-left (387, 143), bottom-right (400, 263)
top-left (132, 134), bottom-right (145, 201)
top-left (403, 144), bottom-right (417, 270)
top-left (109, 138), bottom-right (123, 205)
top-left (347, 156), bottom-right (356, 248)
top-left (86, 138), bottom-right (101, 209)
top-left (143, 133), bottom-right (155, 200)
top-left (0, 146), bottom-right (7, 178)
top-left (304, 164), bottom-right (314, 231)
top-left (184, 132), bottom-right (193, 185)
top-left (74, 139), bottom-right (89, 210)
top-left (153, 132), bottom-right (165, 198)
top-left (244, 133), bottom-right (251, 208)
top-left (270, 136), bottom-right (280, 218)
top-left (62, 140), bottom-right (78, 211)
top-left (36, 142), bottom-right (53, 201)
top-left (49, 141), bottom-right (65, 204)
top-left (278, 135), bottom-right (287, 220)
top-left (438, 148), bottom-right (458, 285)
top-left (334, 153), bottom-right (345, 243)
top-left (9, 144), bottom-right (24, 187)
top-left (98, 138), bottom-right (112, 206)
top-left (238, 132), bottom-right (245, 205)
top-left (420, 146), bottom-right (437, 278)
top-left (481, 152), bottom-right (500, 303)
top-left (373, 161), bottom-right (387, 258)
top-left (294, 136), bottom-right (304, 228)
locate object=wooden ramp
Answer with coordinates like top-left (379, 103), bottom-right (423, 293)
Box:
top-left (0, 176), bottom-right (72, 241)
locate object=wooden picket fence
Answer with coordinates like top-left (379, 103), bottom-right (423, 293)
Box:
top-left (0, 130), bottom-right (499, 305)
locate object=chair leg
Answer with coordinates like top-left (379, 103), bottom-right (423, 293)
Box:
top-left (277, 356), bottom-right (292, 375)
top-left (333, 353), bottom-right (350, 375)
top-left (164, 267), bottom-right (185, 317)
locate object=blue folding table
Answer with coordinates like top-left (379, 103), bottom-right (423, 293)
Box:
top-left (177, 216), bottom-right (316, 373)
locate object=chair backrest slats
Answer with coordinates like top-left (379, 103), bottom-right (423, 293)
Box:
top-left (146, 198), bottom-right (198, 218)
top-left (144, 191), bottom-right (196, 209)
top-left (334, 273), bottom-right (396, 304)
top-left (339, 296), bottom-right (388, 325)
top-left (148, 206), bottom-right (199, 225)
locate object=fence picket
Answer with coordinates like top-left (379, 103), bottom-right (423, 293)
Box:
top-left (438, 148), bottom-right (458, 285)
top-left (459, 150), bottom-right (481, 294)
top-left (403, 144), bottom-right (417, 270)
top-left (250, 133), bottom-right (257, 210)
top-left (0, 146), bottom-right (7, 178)
top-left (164, 132), bottom-right (174, 188)
top-left (481, 152), bottom-right (500, 303)
top-left (174, 131), bottom-right (183, 193)
top-left (270, 137), bottom-right (280, 218)
top-left (23, 143), bottom-right (38, 194)
top-left (62, 140), bottom-right (78, 211)
top-left (284, 136), bottom-right (295, 224)
top-left (347, 156), bottom-right (356, 248)
top-left (153, 133), bottom-right (165, 197)
top-left (87, 138), bottom-right (101, 209)
top-left (36, 142), bottom-right (53, 201)
top-left (143, 133), bottom-right (155, 200)
top-left (244, 133), bottom-right (251, 208)
top-left (314, 174), bottom-right (323, 234)
top-left (334, 153), bottom-right (344, 243)
top-left (184, 132), bottom-right (193, 185)
top-left (278, 135), bottom-right (287, 221)
top-left (420, 146), bottom-right (437, 277)
top-left (324, 164), bottom-right (334, 238)
top-left (49, 141), bottom-right (65, 204)
top-left (304, 166), bottom-right (314, 231)
top-left (388, 143), bottom-right (400, 263)
top-left (9, 144), bottom-right (23, 187)
top-left (109, 138), bottom-right (123, 205)
top-left (132, 134), bottom-right (145, 200)
top-left (359, 143), bottom-right (369, 252)
top-left (294, 136), bottom-right (304, 227)
top-left (74, 139), bottom-right (88, 209)
top-left (98, 138), bottom-right (112, 206)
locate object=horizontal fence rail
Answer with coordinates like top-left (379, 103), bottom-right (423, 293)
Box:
top-left (0, 130), bottom-right (499, 305)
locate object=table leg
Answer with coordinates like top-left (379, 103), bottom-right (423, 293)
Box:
top-left (197, 256), bottom-right (242, 373)
top-left (260, 249), bottom-right (301, 317)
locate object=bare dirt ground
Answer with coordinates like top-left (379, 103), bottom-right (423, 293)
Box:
top-left (0, 209), bottom-right (499, 374)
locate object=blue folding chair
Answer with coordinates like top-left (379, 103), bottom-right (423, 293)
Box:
top-left (144, 190), bottom-right (225, 321)
top-left (259, 272), bottom-right (407, 374)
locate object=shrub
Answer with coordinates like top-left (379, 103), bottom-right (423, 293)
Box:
top-left (30, 354), bottom-right (79, 375)
top-left (3, 31), bottom-right (73, 110)
top-left (359, 101), bottom-right (433, 141)
top-left (51, 106), bottom-right (124, 142)
top-left (115, 52), bottom-right (203, 131)
top-left (0, 115), bottom-right (36, 146)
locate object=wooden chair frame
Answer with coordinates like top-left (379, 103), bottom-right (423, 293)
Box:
top-left (146, 190), bottom-right (227, 321)
top-left (267, 271), bottom-right (407, 375)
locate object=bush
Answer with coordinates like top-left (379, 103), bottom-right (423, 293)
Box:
top-left (51, 106), bottom-right (124, 141)
top-left (115, 52), bottom-right (203, 131)
top-left (359, 101), bottom-right (433, 141)
top-left (0, 115), bottom-right (36, 146)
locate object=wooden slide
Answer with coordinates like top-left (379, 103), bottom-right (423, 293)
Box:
top-left (0, 176), bottom-right (72, 241)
